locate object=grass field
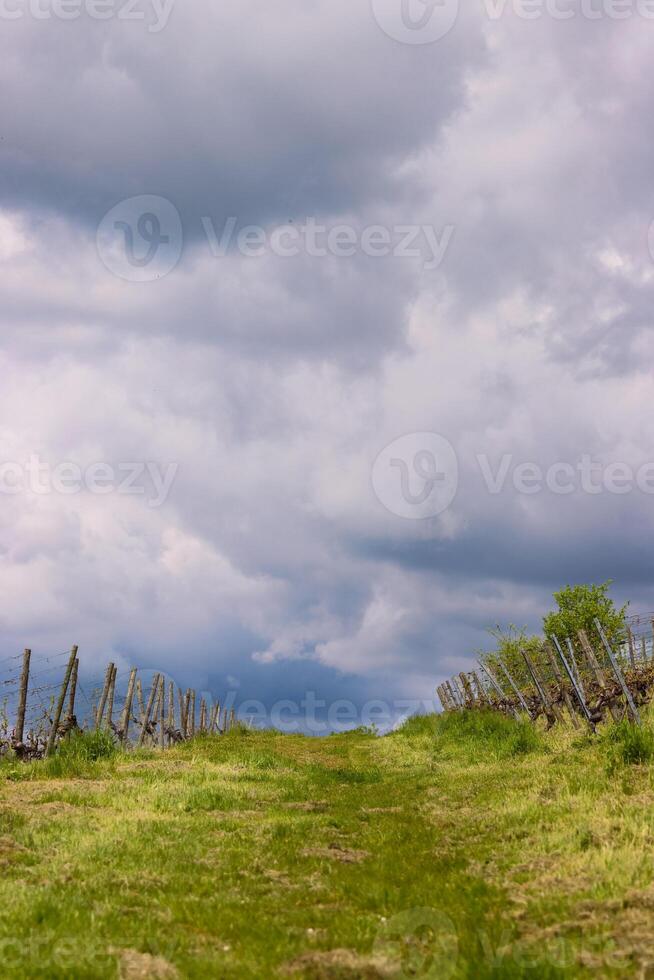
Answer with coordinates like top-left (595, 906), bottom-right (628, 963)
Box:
top-left (1, 711), bottom-right (654, 978)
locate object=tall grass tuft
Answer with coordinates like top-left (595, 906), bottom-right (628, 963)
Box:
top-left (41, 729), bottom-right (118, 778)
top-left (432, 709), bottom-right (542, 761)
top-left (604, 718), bottom-right (654, 769)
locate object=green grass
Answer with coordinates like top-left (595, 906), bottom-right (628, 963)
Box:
top-left (1, 713), bottom-right (654, 977)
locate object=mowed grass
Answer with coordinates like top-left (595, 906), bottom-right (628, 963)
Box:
top-left (1, 713), bottom-right (654, 978)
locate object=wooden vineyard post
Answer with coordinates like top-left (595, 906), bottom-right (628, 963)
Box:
top-left (14, 648), bottom-right (31, 747)
top-left (229, 708), bottom-right (236, 731)
top-left (46, 646), bottom-right (78, 757)
top-left (153, 680), bottom-right (163, 747)
top-left (472, 671), bottom-right (488, 706)
top-left (136, 680), bottom-right (145, 723)
top-left (552, 637), bottom-right (594, 729)
top-left (595, 619), bottom-right (641, 725)
top-left (182, 690), bottom-right (191, 738)
top-left (459, 673), bottom-right (475, 707)
top-left (137, 674), bottom-right (161, 748)
top-left (178, 688), bottom-right (185, 736)
top-left (166, 682), bottom-right (174, 745)
top-left (545, 643), bottom-right (578, 728)
top-left (497, 658), bottom-right (533, 718)
top-left (522, 651), bottom-right (562, 726)
top-left (120, 668), bottom-right (137, 746)
top-left (467, 672), bottom-right (479, 706)
top-left (105, 665), bottom-right (117, 730)
top-left (476, 672), bottom-right (489, 705)
top-left (438, 685), bottom-right (451, 711)
top-left (189, 691), bottom-right (196, 736)
top-left (95, 663), bottom-right (115, 730)
top-left (578, 631), bottom-right (607, 686)
top-left (465, 673), bottom-right (479, 707)
top-left (565, 639), bottom-right (585, 699)
top-left (66, 655), bottom-right (79, 727)
top-left (628, 629), bottom-right (637, 668)
top-left (446, 681), bottom-right (461, 709)
top-left (199, 698), bottom-right (206, 733)
top-left (159, 680), bottom-right (165, 749)
top-left (480, 662), bottom-right (519, 719)
top-left (478, 662), bottom-right (502, 699)
top-left (578, 630), bottom-right (619, 722)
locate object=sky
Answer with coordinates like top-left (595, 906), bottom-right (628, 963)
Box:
top-left (1, 0), bottom-right (654, 730)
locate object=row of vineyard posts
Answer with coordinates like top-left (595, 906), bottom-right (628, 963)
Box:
top-left (437, 616), bottom-right (654, 731)
top-left (1, 646), bottom-right (238, 760)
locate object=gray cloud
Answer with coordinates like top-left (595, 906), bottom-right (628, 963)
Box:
top-left (1, 6), bottom-right (653, 722)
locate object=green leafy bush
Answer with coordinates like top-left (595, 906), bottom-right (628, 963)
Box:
top-left (484, 626), bottom-right (547, 690)
top-left (544, 581), bottom-right (627, 652)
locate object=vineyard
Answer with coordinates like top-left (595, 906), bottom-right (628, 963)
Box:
top-left (437, 612), bottom-right (653, 732)
top-left (3, 594), bottom-right (654, 975)
top-left (0, 646), bottom-right (236, 762)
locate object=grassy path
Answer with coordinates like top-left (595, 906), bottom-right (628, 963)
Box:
top-left (1, 713), bottom-right (654, 977)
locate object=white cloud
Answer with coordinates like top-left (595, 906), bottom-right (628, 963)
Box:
top-left (0, 8), bottom-right (653, 711)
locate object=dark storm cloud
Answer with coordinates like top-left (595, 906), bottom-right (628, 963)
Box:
top-left (0, 2), bottom-right (486, 234)
top-left (1, 4), bottom-right (654, 718)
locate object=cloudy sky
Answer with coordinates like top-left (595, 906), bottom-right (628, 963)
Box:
top-left (2, 0), bottom-right (654, 728)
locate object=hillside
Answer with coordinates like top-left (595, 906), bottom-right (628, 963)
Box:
top-left (1, 713), bottom-right (653, 978)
